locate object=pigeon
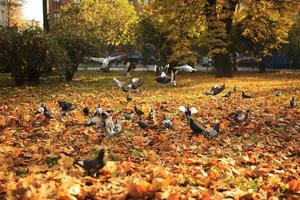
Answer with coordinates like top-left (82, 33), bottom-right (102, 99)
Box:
top-left (113, 77), bottom-right (123, 88)
top-left (93, 106), bottom-right (103, 117)
top-left (134, 106), bottom-right (144, 116)
top-left (148, 108), bottom-right (156, 120)
top-left (290, 96), bottom-right (297, 108)
top-left (189, 117), bottom-right (207, 134)
top-left (129, 78), bottom-right (144, 90)
top-left (229, 110), bottom-right (250, 123)
top-left (124, 62), bottom-right (137, 76)
top-left (126, 95), bottom-right (133, 102)
top-left (36, 104), bottom-right (53, 119)
top-left (85, 116), bottom-right (98, 126)
top-left (88, 55), bottom-right (125, 71)
top-left (83, 107), bottom-right (90, 116)
top-left (107, 119), bottom-right (123, 137)
top-left (58, 101), bottom-right (74, 113)
top-left (43, 106), bottom-right (53, 119)
top-left (275, 91), bottom-right (282, 96)
top-left (124, 111), bottom-right (135, 120)
top-left (138, 119), bottom-right (149, 129)
top-left (233, 85), bottom-right (237, 92)
top-left (242, 91), bottom-right (252, 98)
top-left (223, 91), bottom-right (232, 98)
top-left (74, 149), bottom-right (106, 177)
top-left (189, 118), bottom-right (220, 138)
top-left (174, 64), bottom-right (197, 72)
top-left (202, 123), bottom-right (220, 138)
top-left (122, 85), bottom-right (131, 92)
top-left (162, 115), bottom-right (172, 129)
top-left (179, 106), bottom-right (198, 119)
top-left (205, 84), bottom-right (225, 96)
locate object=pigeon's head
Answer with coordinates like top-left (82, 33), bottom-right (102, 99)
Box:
top-left (97, 149), bottom-right (106, 160)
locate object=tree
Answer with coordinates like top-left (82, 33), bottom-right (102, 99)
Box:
top-left (148, 0), bottom-right (206, 66)
top-left (8, 0), bottom-right (24, 28)
top-left (52, 0), bottom-right (140, 80)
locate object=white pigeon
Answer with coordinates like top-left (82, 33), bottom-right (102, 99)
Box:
top-left (113, 77), bottom-right (123, 88)
top-left (174, 64), bottom-right (197, 72)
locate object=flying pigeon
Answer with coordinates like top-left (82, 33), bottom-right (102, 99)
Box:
top-left (113, 77), bottom-right (123, 88)
top-left (205, 84), bottom-right (225, 96)
top-left (162, 115), bottom-right (172, 129)
top-left (242, 91), bottom-right (252, 98)
top-left (290, 96), bottom-right (297, 108)
top-left (174, 64), bottom-right (197, 72)
top-left (179, 106), bottom-right (198, 120)
top-left (88, 55), bottom-right (125, 71)
top-left (223, 91), bottom-right (232, 98)
top-left (148, 108), bottom-right (156, 120)
top-left (128, 78), bottom-right (144, 90)
top-left (74, 149), bottom-right (106, 177)
top-left (83, 107), bottom-right (90, 116)
top-left (134, 106), bottom-right (144, 116)
top-left (229, 110), bottom-right (250, 123)
top-left (138, 119), bottom-right (149, 129)
top-left (124, 62), bottom-right (137, 76)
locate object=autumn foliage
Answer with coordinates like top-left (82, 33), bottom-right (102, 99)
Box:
top-left (0, 72), bottom-right (299, 199)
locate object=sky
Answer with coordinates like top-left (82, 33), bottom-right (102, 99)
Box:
top-left (22, 0), bottom-right (43, 23)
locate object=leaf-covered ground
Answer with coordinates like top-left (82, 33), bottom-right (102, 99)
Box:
top-left (0, 71), bottom-right (299, 200)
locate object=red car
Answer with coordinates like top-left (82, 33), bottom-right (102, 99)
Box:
top-left (236, 56), bottom-right (258, 68)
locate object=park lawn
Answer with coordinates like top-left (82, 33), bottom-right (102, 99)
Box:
top-left (0, 71), bottom-right (299, 199)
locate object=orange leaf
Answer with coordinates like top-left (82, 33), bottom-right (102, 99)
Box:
top-left (0, 116), bottom-right (6, 128)
top-left (288, 180), bottom-right (300, 192)
top-left (168, 192), bottom-right (180, 200)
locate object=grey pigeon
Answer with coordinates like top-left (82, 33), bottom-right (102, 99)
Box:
top-left (162, 115), bottom-right (172, 129)
top-left (205, 84), bottom-right (225, 96)
top-left (229, 110), bottom-right (250, 123)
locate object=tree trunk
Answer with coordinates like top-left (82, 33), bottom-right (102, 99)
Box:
top-left (214, 53), bottom-right (233, 77)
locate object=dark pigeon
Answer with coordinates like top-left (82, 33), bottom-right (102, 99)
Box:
top-left (205, 84), bottom-right (225, 96)
top-left (83, 107), bottom-right (90, 116)
top-left (58, 101), bottom-right (74, 112)
top-left (189, 118), bottom-right (220, 138)
top-left (138, 119), bottom-right (149, 129)
top-left (290, 96), bottom-right (297, 108)
top-left (223, 91), bottom-right (232, 98)
top-left (134, 106), bottom-right (144, 116)
top-left (74, 149), bottom-right (106, 177)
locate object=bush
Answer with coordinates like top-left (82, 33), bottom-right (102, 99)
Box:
top-left (0, 27), bottom-right (48, 85)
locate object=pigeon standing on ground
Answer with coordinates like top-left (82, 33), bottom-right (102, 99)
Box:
top-left (148, 108), bottom-right (156, 120)
top-left (36, 104), bottom-right (52, 119)
top-left (229, 110), bottom-right (250, 123)
top-left (242, 91), bottom-right (252, 98)
top-left (189, 117), bottom-right (220, 138)
top-left (134, 106), bottom-right (144, 116)
top-left (74, 149), bottom-right (106, 177)
top-left (275, 91), bottom-right (282, 96)
top-left (205, 84), bottom-right (225, 96)
top-left (138, 119), bottom-right (149, 129)
top-left (162, 115), bottom-right (172, 129)
top-left (290, 96), bottom-right (297, 108)
top-left (58, 101), bottom-right (74, 116)
top-left (124, 111), bottom-right (135, 120)
top-left (83, 107), bottom-right (90, 116)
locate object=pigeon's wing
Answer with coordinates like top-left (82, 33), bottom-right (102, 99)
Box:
top-left (179, 106), bottom-right (187, 113)
top-left (113, 77), bottom-right (123, 88)
top-left (90, 57), bottom-right (105, 63)
top-left (190, 107), bottom-right (198, 115)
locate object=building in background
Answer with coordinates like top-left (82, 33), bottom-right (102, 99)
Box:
top-left (0, 0), bottom-right (8, 27)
